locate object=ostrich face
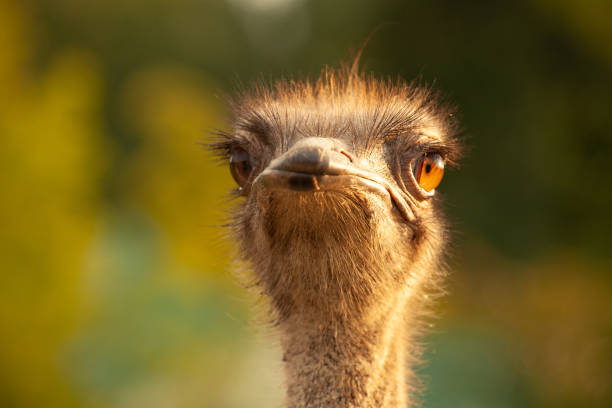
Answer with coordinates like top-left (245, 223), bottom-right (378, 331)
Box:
top-left (214, 71), bottom-right (461, 322)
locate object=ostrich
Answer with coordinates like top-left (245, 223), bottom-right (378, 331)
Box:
top-left (212, 66), bottom-right (461, 408)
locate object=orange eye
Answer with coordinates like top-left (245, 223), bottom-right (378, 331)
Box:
top-left (413, 153), bottom-right (445, 192)
top-left (229, 148), bottom-right (253, 188)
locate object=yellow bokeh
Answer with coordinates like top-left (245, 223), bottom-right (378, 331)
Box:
top-left (118, 66), bottom-right (235, 276)
top-left (0, 4), bottom-right (108, 405)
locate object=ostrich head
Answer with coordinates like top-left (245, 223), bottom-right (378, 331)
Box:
top-left (213, 67), bottom-right (461, 408)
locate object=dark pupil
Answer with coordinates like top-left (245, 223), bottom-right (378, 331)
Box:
top-left (425, 163), bottom-right (432, 173)
top-left (240, 160), bottom-right (250, 173)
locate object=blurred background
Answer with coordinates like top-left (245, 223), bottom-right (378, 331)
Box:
top-left (1, 0), bottom-right (611, 407)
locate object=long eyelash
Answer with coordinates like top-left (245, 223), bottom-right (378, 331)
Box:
top-left (435, 138), bottom-right (464, 167)
top-left (207, 129), bottom-right (240, 161)
top-left (423, 142), bottom-right (462, 167)
top-left (397, 139), bottom-right (463, 168)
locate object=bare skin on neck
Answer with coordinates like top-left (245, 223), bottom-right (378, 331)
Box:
top-left (213, 68), bottom-right (461, 407)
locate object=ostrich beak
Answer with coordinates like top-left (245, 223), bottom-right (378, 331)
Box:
top-left (252, 138), bottom-right (416, 222)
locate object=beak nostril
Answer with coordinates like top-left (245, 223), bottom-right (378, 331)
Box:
top-left (269, 142), bottom-right (352, 176)
top-left (339, 149), bottom-right (354, 163)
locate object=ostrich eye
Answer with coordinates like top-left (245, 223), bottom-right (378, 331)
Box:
top-left (229, 148), bottom-right (253, 188)
top-left (413, 153), bottom-right (445, 192)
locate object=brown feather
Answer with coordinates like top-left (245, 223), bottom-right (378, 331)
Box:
top-left (213, 66), bottom-right (462, 407)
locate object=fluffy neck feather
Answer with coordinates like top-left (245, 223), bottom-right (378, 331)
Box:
top-left (279, 284), bottom-right (416, 408)
top-left (240, 190), bottom-right (442, 408)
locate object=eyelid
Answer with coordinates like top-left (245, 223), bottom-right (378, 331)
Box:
top-left (223, 138), bottom-right (254, 157)
top-left (398, 142), bottom-right (445, 160)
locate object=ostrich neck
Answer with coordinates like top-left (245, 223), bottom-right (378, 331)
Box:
top-left (279, 284), bottom-right (414, 408)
